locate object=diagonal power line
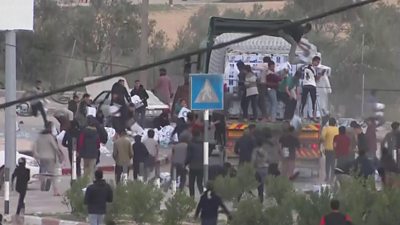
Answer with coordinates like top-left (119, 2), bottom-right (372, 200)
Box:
top-left (0, 0), bottom-right (378, 110)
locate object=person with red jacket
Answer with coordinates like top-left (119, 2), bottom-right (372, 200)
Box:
top-left (266, 60), bottom-right (282, 122)
top-left (333, 126), bottom-right (351, 168)
top-left (78, 117), bottom-right (101, 181)
top-left (320, 199), bottom-right (352, 225)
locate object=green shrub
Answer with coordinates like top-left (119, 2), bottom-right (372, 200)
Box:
top-left (213, 175), bottom-right (241, 202)
top-left (293, 189), bottom-right (331, 225)
top-left (105, 183), bottom-right (130, 224)
top-left (337, 177), bottom-right (377, 225)
top-left (125, 181), bottom-right (164, 225)
top-left (213, 163), bottom-right (258, 203)
top-left (62, 177), bottom-right (90, 218)
top-left (265, 175), bottom-right (294, 204)
top-left (162, 192), bottom-right (196, 225)
top-left (231, 199), bottom-right (266, 225)
top-left (367, 187), bottom-right (400, 225)
top-left (235, 163), bottom-right (258, 195)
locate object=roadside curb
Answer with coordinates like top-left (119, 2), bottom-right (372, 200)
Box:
top-left (61, 156), bottom-right (170, 175)
top-left (10, 215), bottom-right (88, 225)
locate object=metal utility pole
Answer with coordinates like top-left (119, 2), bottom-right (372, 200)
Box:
top-left (203, 110), bottom-right (209, 186)
top-left (361, 33), bottom-right (365, 118)
top-left (4, 30), bottom-right (17, 216)
top-left (139, 0), bottom-right (149, 88)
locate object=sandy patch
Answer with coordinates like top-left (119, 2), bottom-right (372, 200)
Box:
top-left (150, 1), bottom-right (285, 47)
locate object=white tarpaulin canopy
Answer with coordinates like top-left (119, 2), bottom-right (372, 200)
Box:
top-left (0, 0), bottom-right (34, 30)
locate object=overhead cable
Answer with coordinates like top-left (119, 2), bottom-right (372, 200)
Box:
top-left (0, 0), bottom-right (378, 109)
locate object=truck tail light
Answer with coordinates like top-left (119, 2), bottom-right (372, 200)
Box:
top-left (311, 143), bottom-right (319, 150)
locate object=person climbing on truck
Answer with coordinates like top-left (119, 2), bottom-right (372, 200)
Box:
top-left (278, 23), bottom-right (316, 65)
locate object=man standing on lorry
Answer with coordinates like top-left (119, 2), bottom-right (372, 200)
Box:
top-left (278, 67), bottom-right (300, 121)
top-left (237, 61), bottom-right (247, 120)
top-left (254, 56), bottom-right (270, 120)
top-left (266, 60), bottom-right (282, 122)
top-left (300, 56), bottom-right (320, 120)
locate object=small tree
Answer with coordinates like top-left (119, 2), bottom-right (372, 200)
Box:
top-left (213, 163), bottom-right (258, 203)
top-left (231, 199), bottom-right (266, 225)
top-left (265, 175), bottom-right (294, 205)
top-left (126, 181), bottom-right (164, 225)
top-left (162, 192), bottom-right (196, 225)
top-left (105, 183), bottom-right (130, 224)
top-left (62, 177), bottom-right (90, 219)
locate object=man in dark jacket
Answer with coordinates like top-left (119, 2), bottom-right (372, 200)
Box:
top-left (84, 170), bottom-right (113, 225)
top-left (78, 117), bottom-right (100, 181)
top-left (186, 130), bottom-right (204, 198)
top-left (111, 79), bottom-right (132, 128)
top-left (319, 199), bottom-right (352, 225)
top-left (62, 120), bottom-right (82, 178)
top-left (236, 61), bottom-right (247, 118)
top-left (130, 80), bottom-right (149, 127)
top-left (75, 93), bottom-right (91, 128)
top-left (12, 158), bottom-right (30, 215)
top-left (68, 94), bottom-right (80, 115)
top-left (132, 135), bottom-right (149, 180)
top-left (111, 79), bottom-right (131, 106)
top-left (195, 182), bottom-right (231, 225)
top-left (234, 124), bottom-right (256, 165)
top-left (92, 117), bottom-right (108, 165)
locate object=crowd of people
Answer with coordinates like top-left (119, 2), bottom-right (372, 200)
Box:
top-left (235, 55), bottom-right (323, 122)
top-left (320, 117), bottom-right (400, 188)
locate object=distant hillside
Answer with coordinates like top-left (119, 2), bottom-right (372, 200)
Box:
top-left (149, 1), bottom-right (285, 48)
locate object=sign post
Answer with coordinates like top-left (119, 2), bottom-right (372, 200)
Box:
top-left (190, 74), bottom-right (224, 187)
top-left (1, 0), bottom-right (34, 218)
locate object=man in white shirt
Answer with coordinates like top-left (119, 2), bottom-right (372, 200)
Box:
top-left (300, 56), bottom-right (320, 120)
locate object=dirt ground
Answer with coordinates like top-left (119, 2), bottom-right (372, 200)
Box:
top-left (149, 0), bottom-right (399, 48)
top-left (150, 1), bottom-right (285, 47)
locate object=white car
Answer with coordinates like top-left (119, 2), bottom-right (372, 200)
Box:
top-left (93, 90), bottom-right (169, 127)
top-left (0, 151), bottom-right (40, 189)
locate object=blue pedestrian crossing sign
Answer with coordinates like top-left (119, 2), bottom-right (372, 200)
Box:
top-left (190, 73), bottom-right (224, 110)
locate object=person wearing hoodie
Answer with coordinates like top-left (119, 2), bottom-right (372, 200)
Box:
top-left (264, 133), bottom-right (282, 177)
top-left (132, 135), bottom-right (149, 180)
top-left (186, 130), bottom-right (204, 198)
top-left (171, 131), bottom-right (191, 191)
top-left (279, 126), bottom-right (300, 178)
top-left (365, 117), bottom-right (378, 160)
top-left (84, 170), bottom-right (113, 225)
top-left (113, 130), bottom-right (133, 184)
top-left (32, 122), bottom-right (62, 196)
top-left (75, 93), bottom-right (91, 128)
top-left (92, 117), bottom-right (108, 165)
top-left (252, 136), bottom-right (269, 203)
top-left (62, 120), bottom-right (82, 178)
top-left (12, 158), bottom-right (30, 215)
top-left (195, 182), bottom-right (231, 225)
top-left (378, 147), bottom-right (399, 188)
top-left (234, 124), bottom-right (256, 165)
top-left (78, 118), bottom-right (100, 181)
